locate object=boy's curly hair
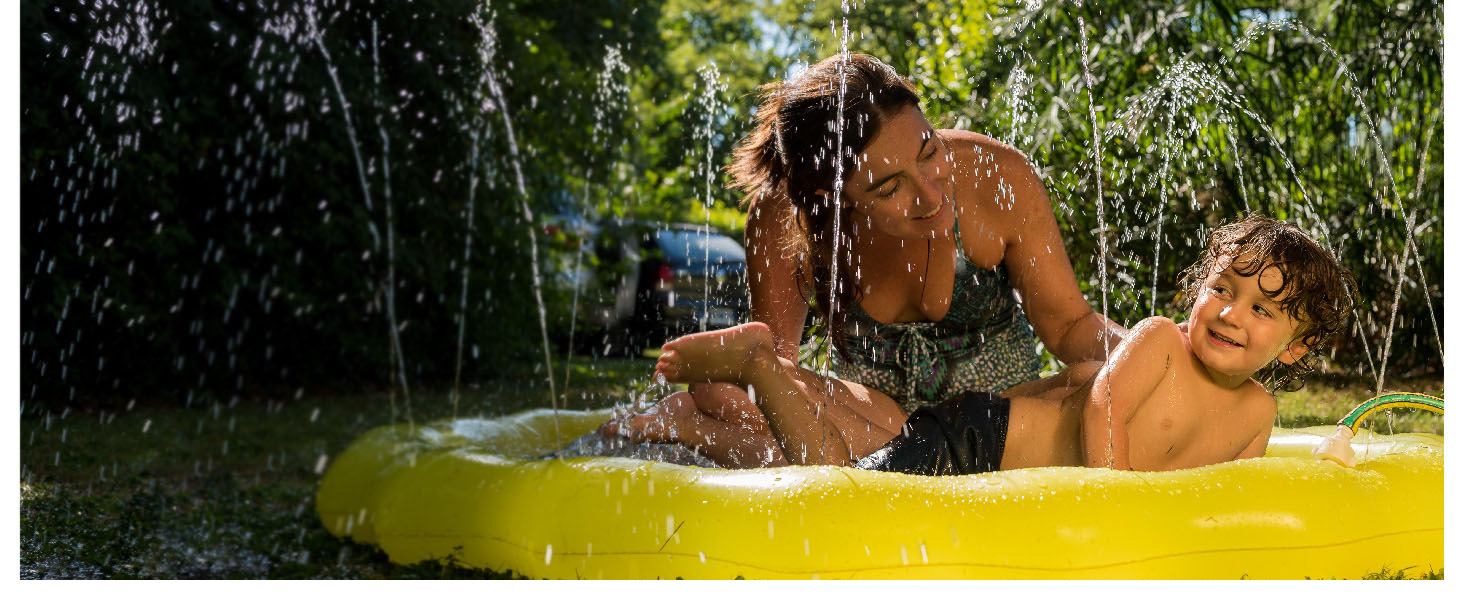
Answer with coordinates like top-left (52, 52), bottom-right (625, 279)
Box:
top-left (1179, 215), bottom-right (1357, 392)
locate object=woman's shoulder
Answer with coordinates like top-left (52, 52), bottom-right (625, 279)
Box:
top-left (938, 129), bottom-right (1033, 166)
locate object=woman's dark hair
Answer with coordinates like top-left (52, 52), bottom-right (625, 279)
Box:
top-left (726, 53), bottom-right (921, 358)
top-left (1179, 215), bottom-right (1357, 392)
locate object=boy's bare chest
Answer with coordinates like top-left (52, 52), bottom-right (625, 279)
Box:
top-left (1126, 367), bottom-right (1257, 470)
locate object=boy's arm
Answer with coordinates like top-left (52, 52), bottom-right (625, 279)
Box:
top-left (1235, 397), bottom-right (1277, 460)
top-left (1236, 427), bottom-right (1271, 460)
top-left (1082, 317), bottom-right (1181, 470)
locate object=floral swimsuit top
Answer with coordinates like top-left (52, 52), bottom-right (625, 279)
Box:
top-left (832, 222), bottom-right (1043, 414)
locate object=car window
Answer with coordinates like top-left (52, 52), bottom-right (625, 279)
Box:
top-left (655, 229), bottom-right (745, 269)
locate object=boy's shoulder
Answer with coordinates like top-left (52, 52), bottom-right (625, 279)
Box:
top-left (1109, 317), bottom-right (1189, 380)
top-left (1239, 378), bottom-right (1279, 412)
top-left (1126, 316), bottom-right (1187, 350)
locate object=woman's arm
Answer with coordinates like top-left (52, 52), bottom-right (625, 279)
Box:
top-left (995, 149), bottom-right (1128, 363)
top-left (745, 194), bottom-right (810, 363)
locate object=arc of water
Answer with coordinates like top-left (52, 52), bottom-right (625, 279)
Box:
top-left (1227, 20), bottom-right (1443, 378)
top-left (1119, 55), bottom-right (1381, 388)
top-left (1375, 115), bottom-right (1439, 393)
top-left (695, 64), bottom-right (724, 333)
top-left (453, 127), bottom-right (485, 418)
top-left (372, 20), bottom-right (412, 424)
top-left (561, 178), bottom-right (591, 408)
top-left (820, 4), bottom-right (852, 466)
top-left (305, 6), bottom-right (407, 421)
top-left (479, 27), bottom-right (561, 450)
top-left (564, 45), bottom-right (630, 403)
top-left (1073, 6), bottom-right (1116, 467)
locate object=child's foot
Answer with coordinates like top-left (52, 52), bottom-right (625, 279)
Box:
top-left (655, 322), bottom-right (778, 386)
top-left (599, 391), bottom-right (701, 444)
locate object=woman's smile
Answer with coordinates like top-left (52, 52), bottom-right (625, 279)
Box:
top-left (913, 196), bottom-right (950, 221)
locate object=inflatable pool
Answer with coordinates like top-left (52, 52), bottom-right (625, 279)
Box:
top-left (316, 406), bottom-right (1441, 579)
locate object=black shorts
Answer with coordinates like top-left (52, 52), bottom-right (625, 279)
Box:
top-left (855, 391), bottom-right (1010, 476)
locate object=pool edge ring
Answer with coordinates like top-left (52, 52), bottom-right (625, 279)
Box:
top-left (318, 409), bottom-right (1443, 579)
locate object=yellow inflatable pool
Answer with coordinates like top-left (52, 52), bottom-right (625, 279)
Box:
top-left (316, 408), bottom-right (1441, 579)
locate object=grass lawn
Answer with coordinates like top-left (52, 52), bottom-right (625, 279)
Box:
top-left (19, 356), bottom-right (1443, 579)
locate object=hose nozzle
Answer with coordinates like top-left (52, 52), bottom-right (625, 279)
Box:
top-left (1312, 424), bottom-right (1356, 468)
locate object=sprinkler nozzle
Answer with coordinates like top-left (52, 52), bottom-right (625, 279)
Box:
top-left (1313, 424), bottom-right (1357, 468)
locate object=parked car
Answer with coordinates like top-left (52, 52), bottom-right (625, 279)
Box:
top-left (569, 220), bottom-right (750, 357)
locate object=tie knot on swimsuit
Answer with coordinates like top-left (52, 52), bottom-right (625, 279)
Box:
top-left (833, 220), bottom-right (1043, 412)
top-left (892, 325), bottom-right (941, 404)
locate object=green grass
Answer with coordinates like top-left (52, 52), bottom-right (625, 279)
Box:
top-left (19, 358), bottom-right (1443, 579)
top-left (1273, 374), bottom-right (1443, 435)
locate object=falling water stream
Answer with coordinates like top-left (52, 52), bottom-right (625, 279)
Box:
top-left (475, 16), bottom-right (563, 450)
top-left (820, 1), bottom-right (853, 466)
top-left (303, 7), bottom-right (411, 422)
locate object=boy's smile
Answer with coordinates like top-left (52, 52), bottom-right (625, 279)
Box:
top-left (1186, 254), bottom-right (1307, 388)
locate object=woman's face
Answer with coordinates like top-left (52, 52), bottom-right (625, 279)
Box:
top-left (842, 105), bottom-right (956, 239)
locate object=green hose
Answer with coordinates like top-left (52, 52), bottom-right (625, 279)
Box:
top-left (1338, 392), bottom-right (1443, 433)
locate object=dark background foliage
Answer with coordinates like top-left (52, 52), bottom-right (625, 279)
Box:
top-left (21, 0), bottom-right (1442, 410)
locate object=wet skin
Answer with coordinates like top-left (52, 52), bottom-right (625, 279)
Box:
top-left (627, 254), bottom-right (1304, 471)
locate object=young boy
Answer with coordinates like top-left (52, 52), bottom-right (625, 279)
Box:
top-left (606, 215), bottom-right (1355, 473)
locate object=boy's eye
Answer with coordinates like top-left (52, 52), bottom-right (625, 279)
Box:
top-left (1254, 305), bottom-right (1271, 317)
top-left (1211, 285), bottom-right (1228, 296)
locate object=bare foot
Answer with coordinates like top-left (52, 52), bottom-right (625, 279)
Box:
top-left (599, 391), bottom-right (702, 444)
top-left (655, 322), bottom-right (777, 385)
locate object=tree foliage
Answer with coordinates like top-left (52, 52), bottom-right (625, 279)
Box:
top-left (778, 0), bottom-right (1441, 383)
top-left (21, 0), bottom-right (1440, 407)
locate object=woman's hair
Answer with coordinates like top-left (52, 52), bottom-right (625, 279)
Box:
top-left (726, 53), bottom-right (921, 358)
top-left (1179, 214), bottom-right (1357, 392)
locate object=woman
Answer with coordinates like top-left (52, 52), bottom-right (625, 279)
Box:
top-left (602, 53), bottom-right (1125, 467)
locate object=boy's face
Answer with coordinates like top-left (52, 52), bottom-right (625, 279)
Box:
top-left (1188, 252), bottom-right (1309, 384)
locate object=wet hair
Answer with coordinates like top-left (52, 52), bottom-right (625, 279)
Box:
top-left (1179, 215), bottom-right (1357, 392)
top-left (726, 53), bottom-right (921, 358)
